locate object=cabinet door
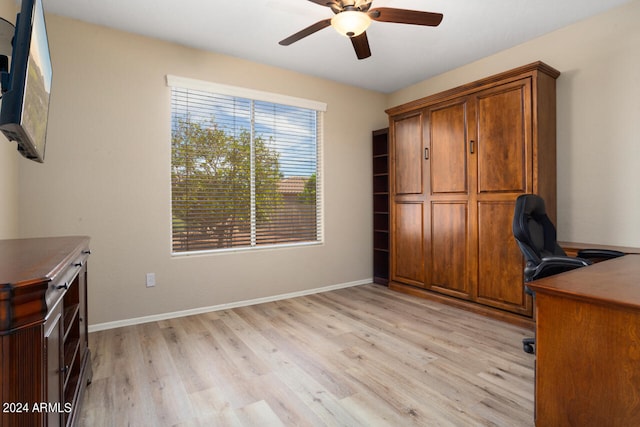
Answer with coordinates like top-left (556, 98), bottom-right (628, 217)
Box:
top-left (473, 79), bottom-right (532, 314)
top-left (78, 262), bottom-right (89, 360)
top-left (475, 79), bottom-right (532, 194)
top-left (393, 202), bottom-right (425, 285)
top-left (428, 100), bottom-right (468, 194)
top-left (390, 113), bottom-right (426, 287)
top-left (424, 99), bottom-right (472, 298)
top-left (476, 201), bottom-right (532, 315)
top-left (393, 113), bottom-right (423, 195)
top-left (428, 201), bottom-right (469, 297)
top-left (45, 303), bottom-right (63, 427)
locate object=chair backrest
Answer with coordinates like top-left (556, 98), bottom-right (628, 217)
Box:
top-left (512, 194), bottom-right (566, 266)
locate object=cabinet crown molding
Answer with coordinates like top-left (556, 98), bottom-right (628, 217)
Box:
top-left (386, 61), bottom-right (560, 117)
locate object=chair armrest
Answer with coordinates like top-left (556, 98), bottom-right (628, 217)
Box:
top-left (525, 256), bottom-right (591, 282)
top-left (541, 256), bottom-right (592, 267)
top-left (577, 249), bottom-right (625, 260)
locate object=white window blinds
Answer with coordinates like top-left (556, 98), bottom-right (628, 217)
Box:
top-left (168, 76), bottom-right (324, 254)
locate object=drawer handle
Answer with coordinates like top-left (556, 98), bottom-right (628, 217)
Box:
top-left (56, 282), bottom-right (69, 290)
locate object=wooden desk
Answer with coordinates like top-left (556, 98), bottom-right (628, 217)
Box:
top-left (558, 241), bottom-right (640, 258)
top-left (528, 254), bottom-right (640, 426)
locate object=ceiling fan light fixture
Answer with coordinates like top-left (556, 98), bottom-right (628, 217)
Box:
top-left (331, 11), bottom-right (371, 38)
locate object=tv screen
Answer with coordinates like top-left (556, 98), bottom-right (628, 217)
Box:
top-left (0, 0), bottom-right (52, 163)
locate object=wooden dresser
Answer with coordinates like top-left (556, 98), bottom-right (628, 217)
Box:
top-left (528, 254), bottom-right (640, 426)
top-left (0, 236), bottom-right (91, 427)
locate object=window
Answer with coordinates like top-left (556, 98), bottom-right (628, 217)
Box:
top-left (168, 76), bottom-right (325, 254)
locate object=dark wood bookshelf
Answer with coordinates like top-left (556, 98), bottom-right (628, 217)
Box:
top-left (372, 128), bottom-right (390, 285)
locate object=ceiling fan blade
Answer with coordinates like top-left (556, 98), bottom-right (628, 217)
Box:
top-left (307, 0), bottom-right (339, 8)
top-left (279, 18), bottom-right (332, 46)
top-left (350, 32), bottom-right (371, 60)
top-left (369, 7), bottom-right (443, 26)
top-left (358, 1), bottom-right (374, 13)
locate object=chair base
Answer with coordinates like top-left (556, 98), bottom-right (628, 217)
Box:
top-left (523, 337), bottom-right (535, 354)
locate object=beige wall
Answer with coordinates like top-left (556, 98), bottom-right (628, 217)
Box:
top-left (7, 1), bottom-right (639, 326)
top-left (388, 0), bottom-right (640, 247)
top-left (17, 15), bottom-right (388, 326)
top-left (0, 0), bottom-right (19, 238)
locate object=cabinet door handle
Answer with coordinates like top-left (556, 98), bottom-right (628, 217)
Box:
top-left (470, 140), bottom-right (475, 154)
top-left (424, 147), bottom-right (429, 160)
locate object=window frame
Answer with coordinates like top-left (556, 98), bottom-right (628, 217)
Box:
top-left (167, 75), bottom-right (326, 256)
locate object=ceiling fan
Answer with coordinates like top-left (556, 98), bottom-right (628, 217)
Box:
top-left (279, 0), bottom-right (443, 60)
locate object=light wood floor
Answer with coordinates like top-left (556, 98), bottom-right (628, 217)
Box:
top-left (78, 284), bottom-right (535, 426)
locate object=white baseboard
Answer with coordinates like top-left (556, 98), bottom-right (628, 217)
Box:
top-left (88, 278), bottom-right (372, 333)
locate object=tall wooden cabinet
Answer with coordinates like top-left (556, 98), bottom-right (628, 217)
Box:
top-left (0, 236), bottom-right (92, 427)
top-left (386, 62), bottom-right (560, 322)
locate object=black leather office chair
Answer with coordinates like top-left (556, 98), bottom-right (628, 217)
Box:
top-left (512, 194), bottom-right (624, 353)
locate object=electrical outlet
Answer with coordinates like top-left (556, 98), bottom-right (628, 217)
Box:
top-left (146, 273), bottom-right (156, 287)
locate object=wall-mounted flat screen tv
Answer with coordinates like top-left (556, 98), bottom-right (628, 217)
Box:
top-left (0, 0), bottom-right (52, 163)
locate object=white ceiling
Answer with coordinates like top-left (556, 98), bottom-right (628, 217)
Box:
top-left (42, 0), bottom-right (631, 93)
